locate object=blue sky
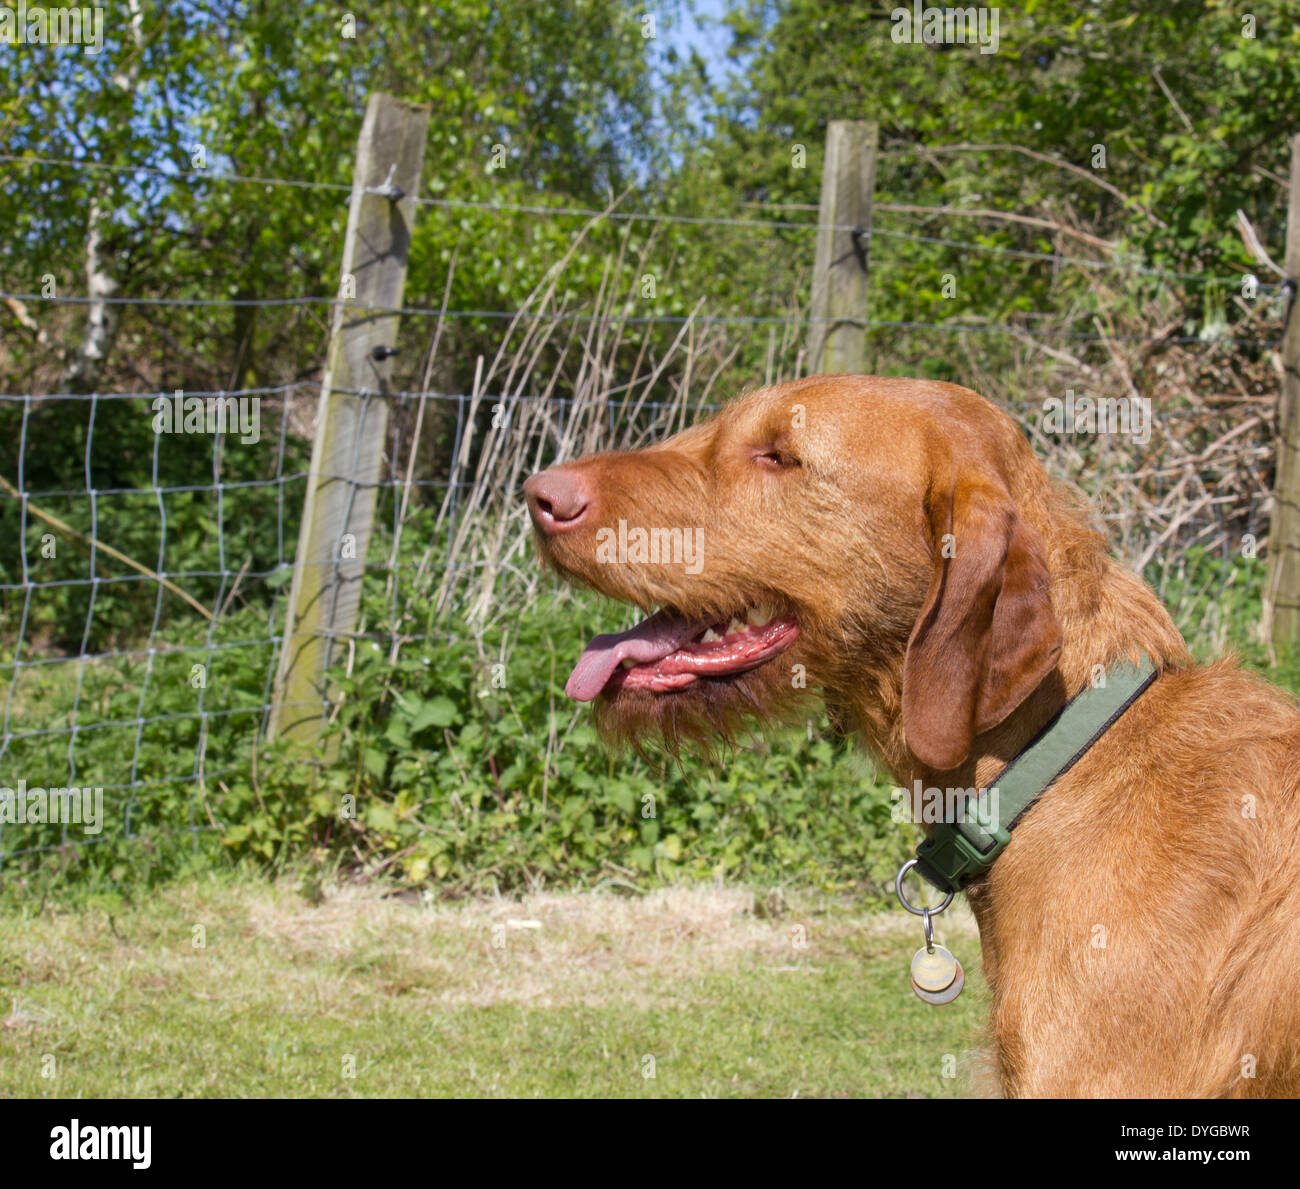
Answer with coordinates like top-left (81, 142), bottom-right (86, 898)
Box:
top-left (659, 0), bottom-right (738, 86)
top-left (646, 0), bottom-right (745, 147)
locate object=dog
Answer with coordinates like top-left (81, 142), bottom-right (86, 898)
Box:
top-left (524, 374), bottom-right (1300, 1098)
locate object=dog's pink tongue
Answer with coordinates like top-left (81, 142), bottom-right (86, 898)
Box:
top-left (565, 610), bottom-right (707, 702)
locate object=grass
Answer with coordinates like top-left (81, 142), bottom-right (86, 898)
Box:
top-left (0, 877), bottom-right (986, 1098)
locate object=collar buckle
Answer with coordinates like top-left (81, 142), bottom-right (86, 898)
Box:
top-left (914, 818), bottom-right (1011, 894)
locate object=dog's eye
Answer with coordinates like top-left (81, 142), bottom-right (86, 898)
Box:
top-left (754, 448), bottom-right (799, 471)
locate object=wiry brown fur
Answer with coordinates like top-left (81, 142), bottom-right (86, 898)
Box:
top-left (527, 374), bottom-right (1300, 1098)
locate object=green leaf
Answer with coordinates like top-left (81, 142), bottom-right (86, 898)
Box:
top-left (412, 696), bottom-right (460, 732)
top-left (363, 747), bottom-right (388, 779)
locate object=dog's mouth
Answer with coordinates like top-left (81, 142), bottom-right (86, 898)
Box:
top-left (565, 603), bottom-right (800, 702)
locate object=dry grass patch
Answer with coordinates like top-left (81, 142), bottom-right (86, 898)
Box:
top-left (218, 882), bottom-right (978, 1009)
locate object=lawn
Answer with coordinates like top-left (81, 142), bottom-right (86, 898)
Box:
top-left (0, 879), bottom-right (986, 1098)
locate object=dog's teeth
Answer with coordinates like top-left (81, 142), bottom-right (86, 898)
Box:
top-left (620, 659), bottom-right (636, 669)
top-left (726, 617), bottom-right (745, 635)
top-left (747, 604), bottom-right (774, 626)
top-left (701, 628), bottom-right (721, 643)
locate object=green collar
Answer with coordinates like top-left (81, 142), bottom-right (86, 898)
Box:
top-left (912, 652), bottom-right (1157, 894)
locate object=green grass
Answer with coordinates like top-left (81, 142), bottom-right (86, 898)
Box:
top-left (0, 876), bottom-right (986, 1098)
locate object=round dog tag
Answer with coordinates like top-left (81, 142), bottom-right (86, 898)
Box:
top-left (910, 945), bottom-right (964, 1004)
top-left (911, 944), bottom-right (958, 991)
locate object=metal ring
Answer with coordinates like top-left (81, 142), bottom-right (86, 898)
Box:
top-left (895, 858), bottom-right (954, 917)
top-left (922, 907), bottom-right (935, 953)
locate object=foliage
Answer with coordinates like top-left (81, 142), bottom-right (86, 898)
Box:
top-left (0, 393), bottom-right (310, 651)
top-left (8, 2), bottom-right (1296, 401)
top-left (656, 0), bottom-right (1299, 382)
top-left (0, 601), bottom-right (280, 897)
top-left (0, 0), bottom-right (673, 393)
top-left (218, 587), bottom-right (913, 900)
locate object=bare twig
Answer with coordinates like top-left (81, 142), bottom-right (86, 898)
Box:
top-left (0, 473), bottom-right (214, 619)
top-left (1235, 209), bottom-right (1285, 278)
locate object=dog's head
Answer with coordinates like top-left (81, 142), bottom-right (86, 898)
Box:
top-left (525, 375), bottom-right (1062, 771)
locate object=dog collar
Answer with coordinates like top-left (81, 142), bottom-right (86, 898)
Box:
top-left (912, 652), bottom-right (1158, 894)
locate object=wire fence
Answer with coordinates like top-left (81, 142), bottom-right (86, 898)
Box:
top-left (0, 379), bottom-right (716, 861)
top-left (0, 143), bottom-right (1286, 871)
top-left (0, 376), bottom-right (1276, 867)
top-left (3, 146), bottom-right (1285, 350)
top-left (1, 149), bottom-right (1279, 285)
top-left (0, 292), bottom-right (1284, 346)
top-left (0, 387), bottom-right (384, 861)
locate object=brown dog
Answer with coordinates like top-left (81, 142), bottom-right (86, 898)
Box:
top-left (524, 374), bottom-right (1300, 1098)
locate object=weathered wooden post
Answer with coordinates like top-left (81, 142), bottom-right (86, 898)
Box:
top-left (808, 120), bottom-right (878, 375)
top-left (1264, 134), bottom-right (1300, 651)
top-left (269, 93), bottom-right (430, 745)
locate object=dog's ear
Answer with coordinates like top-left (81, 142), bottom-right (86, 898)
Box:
top-left (902, 474), bottom-right (1062, 771)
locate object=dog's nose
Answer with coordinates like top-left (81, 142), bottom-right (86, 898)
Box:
top-left (524, 468), bottom-right (592, 533)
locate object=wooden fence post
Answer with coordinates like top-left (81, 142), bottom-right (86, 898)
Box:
top-left (808, 120), bottom-right (878, 375)
top-left (269, 92), bottom-right (430, 745)
top-left (1264, 133), bottom-right (1300, 651)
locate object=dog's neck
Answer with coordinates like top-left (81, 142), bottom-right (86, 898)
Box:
top-left (848, 530), bottom-right (1189, 794)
